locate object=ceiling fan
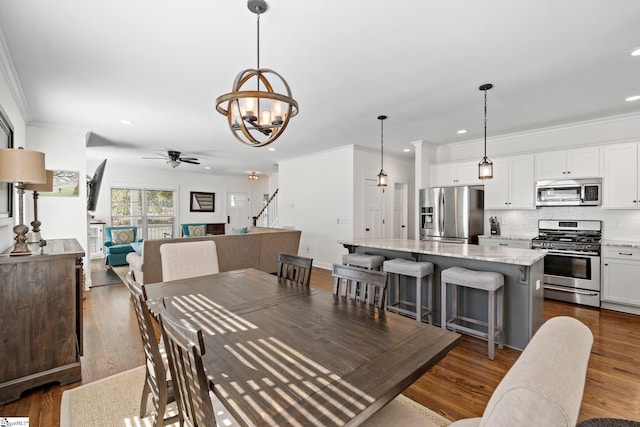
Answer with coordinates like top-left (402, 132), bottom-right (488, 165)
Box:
top-left (142, 150), bottom-right (200, 168)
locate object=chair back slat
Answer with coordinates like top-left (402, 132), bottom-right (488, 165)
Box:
top-left (157, 301), bottom-right (217, 427)
top-left (124, 272), bottom-right (175, 425)
top-left (277, 253), bottom-right (313, 286)
top-left (331, 264), bottom-right (388, 308)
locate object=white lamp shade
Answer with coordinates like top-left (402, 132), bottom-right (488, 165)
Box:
top-left (24, 169), bottom-right (54, 192)
top-left (0, 148), bottom-right (46, 184)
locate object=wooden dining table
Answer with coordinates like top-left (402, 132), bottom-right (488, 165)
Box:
top-left (144, 268), bottom-right (460, 426)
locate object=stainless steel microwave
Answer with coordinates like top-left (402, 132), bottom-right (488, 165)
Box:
top-left (535, 178), bottom-right (602, 207)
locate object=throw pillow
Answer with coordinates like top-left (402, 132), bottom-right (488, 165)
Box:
top-left (188, 225), bottom-right (206, 237)
top-left (112, 228), bottom-right (134, 245)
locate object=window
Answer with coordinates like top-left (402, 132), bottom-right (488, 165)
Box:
top-left (111, 187), bottom-right (176, 239)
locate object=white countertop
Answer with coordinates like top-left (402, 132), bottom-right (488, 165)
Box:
top-left (338, 238), bottom-right (546, 266)
top-left (478, 234), bottom-right (536, 241)
top-left (602, 240), bottom-right (640, 248)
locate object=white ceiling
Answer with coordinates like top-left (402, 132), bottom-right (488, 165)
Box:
top-left (1, 0), bottom-right (639, 175)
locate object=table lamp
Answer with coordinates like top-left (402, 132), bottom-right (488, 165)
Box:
top-left (24, 169), bottom-right (53, 248)
top-left (0, 147), bottom-right (46, 256)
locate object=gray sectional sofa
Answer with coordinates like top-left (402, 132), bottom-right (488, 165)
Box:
top-left (126, 226), bottom-right (301, 284)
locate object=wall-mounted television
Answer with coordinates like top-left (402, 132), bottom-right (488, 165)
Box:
top-left (87, 159), bottom-right (107, 212)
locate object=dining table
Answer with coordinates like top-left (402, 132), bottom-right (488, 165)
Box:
top-left (144, 267), bottom-right (461, 426)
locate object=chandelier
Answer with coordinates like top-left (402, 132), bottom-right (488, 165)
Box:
top-left (478, 83), bottom-right (494, 180)
top-left (377, 115), bottom-right (388, 187)
top-left (248, 171), bottom-right (260, 181)
top-left (216, 0), bottom-right (298, 148)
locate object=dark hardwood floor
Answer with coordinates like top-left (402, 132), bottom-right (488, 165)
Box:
top-left (1, 266), bottom-right (639, 425)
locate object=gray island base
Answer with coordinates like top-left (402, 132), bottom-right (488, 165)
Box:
top-left (339, 238), bottom-right (546, 350)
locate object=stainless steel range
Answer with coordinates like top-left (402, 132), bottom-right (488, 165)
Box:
top-left (531, 219), bottom-right (602, 308)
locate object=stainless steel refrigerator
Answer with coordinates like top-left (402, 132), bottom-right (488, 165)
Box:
top-left (419, 186), bottom-right (484, 243)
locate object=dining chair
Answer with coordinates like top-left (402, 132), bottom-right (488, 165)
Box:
top-left (159, 240), bottom-right (219, 282)
top-left (277, 252), bottom-right (313, 285)
top-left (124, 272), bottom-right (177, 426)
top-left (156, 300), bottom-right (240, 427)
top-left (331, 263), bottom-right (388, 308)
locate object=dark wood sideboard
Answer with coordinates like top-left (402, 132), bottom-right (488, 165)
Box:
top-left (0, 239), bottom-right (84, 404)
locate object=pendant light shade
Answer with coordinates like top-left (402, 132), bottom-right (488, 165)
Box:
top-left (377, 115), bottom-right (388, 187)
top-left (478, 83), bottom-right (494, 180)
top-left (216, 0), bottom-right (298, 148)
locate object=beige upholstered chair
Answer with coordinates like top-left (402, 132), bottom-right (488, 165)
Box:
top-left (277, 252), bottom-right (313, 286)
top-left (331, 263), bottom-right (388, 308)
top-left (156, 300), bottom-right (239, 427)
top-left (159, 240), bottom-right (219, 282)
top-left (124, 272), bottom-right (177, 426)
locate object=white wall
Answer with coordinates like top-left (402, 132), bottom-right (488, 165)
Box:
top-left (353, 146), bottom-right (415, 239)
top-left (87, 158), bottom-right (270, 234)
top-left (436, 112), bottom-right (640, 164)
top-left (278, 146), bottom-right (354, 269)
top-left (0, 68), bottom-right (27, 252)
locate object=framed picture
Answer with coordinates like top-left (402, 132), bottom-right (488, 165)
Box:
top-left (0, 107), bottom-right (14, 218)
top-left (190, 191), bottom-right (215, 212)
top-left (40, 170), bottom-right (80, 197)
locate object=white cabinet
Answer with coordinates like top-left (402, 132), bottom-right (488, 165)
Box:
top-left (432, 161), bottom-right (482, 187)
top-left (535, 147), bottom-right (600, 180)
top-left (478, 236), bottom-right (532, 249)
top-left (602, 246), bottom-right (640, 310)
top-left (88, 222), bottom-right (105, 259)
top-left (602, 142), bottom-right (640, 209)
top-left (484, 155), bottom-right (535, 210)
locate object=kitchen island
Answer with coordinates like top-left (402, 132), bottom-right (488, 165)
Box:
top-left (339, 238), bottom-right (546, 350)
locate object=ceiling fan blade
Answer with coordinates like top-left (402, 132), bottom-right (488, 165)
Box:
top-left (179, 157), bottom-right (198, 161)
top-left (181, 159), bottom-right (200, 165)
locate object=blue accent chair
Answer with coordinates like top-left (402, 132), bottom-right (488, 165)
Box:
top-left (181, 223), bottom-right (208, 237)
top-left (104, 226), bottom-right (143, 267)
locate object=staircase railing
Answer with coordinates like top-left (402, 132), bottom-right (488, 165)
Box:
top-left (253, 188), bottom-right (279, 227)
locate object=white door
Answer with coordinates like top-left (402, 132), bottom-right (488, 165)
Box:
top-left (393, 182), bottom-right (408, 239)
top-left (227, 192), bottom-right (251, 230)
top-left (364, 179), bottom-right (383, 238)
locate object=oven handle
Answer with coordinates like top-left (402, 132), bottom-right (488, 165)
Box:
top-left (545, 249), bottom-right (600, 257)
top-left (543, 284), bottom-right (599, 296)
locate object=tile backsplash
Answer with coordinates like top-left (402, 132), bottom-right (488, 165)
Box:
top-left (485, 207), bottom-right (640, 241)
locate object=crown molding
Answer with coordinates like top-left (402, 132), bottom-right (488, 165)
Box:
top-left (0, 23), bottom-right (31, 121)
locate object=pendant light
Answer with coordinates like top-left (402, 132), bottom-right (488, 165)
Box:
top-left (216, 0), bottom-right (298, 148)
top-left (478, 83), bottom-right (493, 180)
top-left (377, 115), bottom-right (388, 187)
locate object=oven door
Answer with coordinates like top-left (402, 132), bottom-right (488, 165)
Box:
top-left (543, 250), bottom-right (601, 307)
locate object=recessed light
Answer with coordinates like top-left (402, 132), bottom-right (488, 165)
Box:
top-left (630, 47), bottom-right (640, 56)
top-left (457, 129), bottom-right (467, 134)
top-left (268, 147), bottom-right (275, 151)
top-left (120, 120), bottom-right (133, 125)
top-left (205, 166), bottom-right (211, 170)
top-left (403, 148), bottom-right (411, 152)
top-left (625, 95), bottom-right (640, 102)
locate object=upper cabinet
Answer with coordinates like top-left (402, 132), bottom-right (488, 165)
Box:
top-left (484, 154), bottom-right (535, 210)
top-left (534, 147), bottom-right (600, 180)
top-left (602, 142), bottom-right (640, 209)
top-left (431, 161), bottom-right (482, 187)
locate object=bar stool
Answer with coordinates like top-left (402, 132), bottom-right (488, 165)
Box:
top-left (342, 253), bottom-right (385, 271)
top-left (441, 266), bottom-right (504, 360)
top-left (383, 258), bottom-right (435, 324)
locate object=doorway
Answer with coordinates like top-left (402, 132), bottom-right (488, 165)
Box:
top-left (227, 192), bottom-right (251, 230)
top-left (393, 182), bottom-right (408, 239)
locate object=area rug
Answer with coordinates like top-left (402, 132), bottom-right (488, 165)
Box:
top-left (90, 268), bottom-right (123, 287)
top-left (60, 365), bottom-right (451, 427)
top-left (59, 366), bottom-right (172, 427)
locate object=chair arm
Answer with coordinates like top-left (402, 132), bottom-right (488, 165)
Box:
top-left (104, 241), bottom-right (114, 248)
